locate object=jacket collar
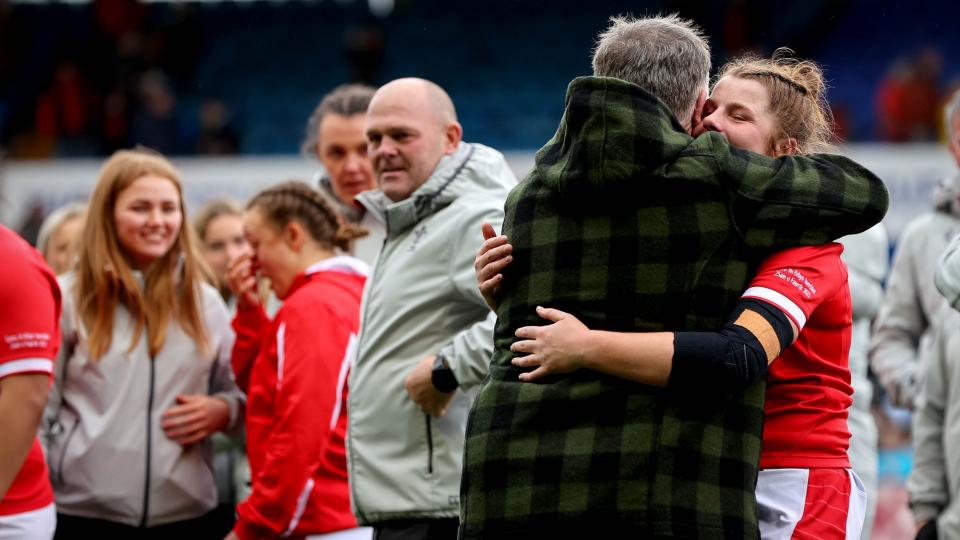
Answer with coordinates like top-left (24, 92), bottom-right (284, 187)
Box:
top-left (934, 173), bottom-right (960, 217)
top-left (534, 76), bottom-right (691, 196)
top-left (313, 169), bottom-right (368, 223)
top-left (128, 252), bottom-right (186, 289)
top-left (286, 255), bottom-right (370, 297)
top-left (355, 143), bottom-right (476, 238)
top-left (305, 255), bottom-right (369, 277)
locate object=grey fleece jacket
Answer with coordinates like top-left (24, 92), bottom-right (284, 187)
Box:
top-left (43, 272), bottom-right (243, 527)
top-left (909, 301), bottom-right (960, 538)
top-left (936, 232), bottom-right (960, 310)
top-left (870, 174), bottom-right (960, 409)
top-left (347, 142), bottom-right (515, 524)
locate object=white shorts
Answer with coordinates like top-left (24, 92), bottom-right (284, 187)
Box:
top-left (306, 527), bottom-right (373, 540)
top-left (0, 503), bottom-right (56, 540)
top-left (756, 468), bottom-right (867, 540)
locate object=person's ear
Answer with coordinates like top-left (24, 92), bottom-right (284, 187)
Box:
top-left (443, 122), bottom-right (463, 154)
top-left (689, 87), bottom-right (708, 135)
top-left (284, 221), bottom-right (305, 252)
top-left (773, 137), bottom-right (799, 157)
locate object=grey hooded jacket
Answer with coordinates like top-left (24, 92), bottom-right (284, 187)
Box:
top-left (936, 232), bottom-right (960, 310)
top-left (909, 300), bottom-right (960, 539)
top-left (870, 175), bottom-right (960, 409)
top-left (909, 229), bottom-right (960, 536)
top-left (348, 142), bottom-right (515, 524)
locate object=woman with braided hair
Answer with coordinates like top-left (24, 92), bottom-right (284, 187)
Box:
top-left (478, 51), bottom-right (868, 539)
top-left (225, 181), bottom-right (370, 540)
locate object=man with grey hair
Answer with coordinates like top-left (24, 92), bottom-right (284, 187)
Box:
top-left (460, 14), bottom-right (888, 539)
top-left (591, 13), bottom-right (710, 132)
top-left (870, 86), bottom-right (960, 412)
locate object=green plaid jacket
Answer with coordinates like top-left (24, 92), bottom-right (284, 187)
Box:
top-left (460, 77), bottom-right (889, 539)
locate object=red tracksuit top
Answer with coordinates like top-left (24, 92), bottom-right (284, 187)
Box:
top-left (231, 256), bottom-right (367, 540)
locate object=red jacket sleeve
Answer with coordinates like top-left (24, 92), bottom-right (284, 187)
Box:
top-left (233, 302), bottom-right (351, 540)
top-left (230, 304), bottom-right (270, 393)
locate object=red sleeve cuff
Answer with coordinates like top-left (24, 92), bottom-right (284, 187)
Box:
top-left (232, 303), bottom-right (270, 332)
top-left (233, 516), bottom-right (263, 540)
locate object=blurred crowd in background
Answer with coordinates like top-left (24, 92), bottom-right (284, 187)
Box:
top-left (0, 0), bottom-right (958, 158)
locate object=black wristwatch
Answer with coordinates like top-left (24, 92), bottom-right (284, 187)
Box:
top-left (431, 353), bottom-right (459, 393)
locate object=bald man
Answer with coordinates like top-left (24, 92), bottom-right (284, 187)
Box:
top-left (346, 78), bottom-right (516, 540)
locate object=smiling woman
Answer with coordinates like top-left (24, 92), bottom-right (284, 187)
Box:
top-left (44, 148), bottom-right (244, 539)
top-left (112, 174), bottom-right (183, 272)
top-left (702, 48), bottom-right (834, 157)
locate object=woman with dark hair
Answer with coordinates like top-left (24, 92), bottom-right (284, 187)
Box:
top-left (302, 84), bottom-right (384, 264)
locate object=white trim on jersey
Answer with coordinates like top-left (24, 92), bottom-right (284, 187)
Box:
top-left (276, 323), bottom-right (287, 391)
top-left (330, 333), bottom-right (356, 430)
top-left (742, 286), bottom-right (807, 329)
top-left (0, 358), bottom-right (53, 380)
top-left (282, 478), bottom-right (315, 537)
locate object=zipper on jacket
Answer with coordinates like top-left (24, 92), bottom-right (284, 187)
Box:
top-left (347, 234), bottom-right (394, 523)
top-left (55, 418), bottom-right (80, 485)
top-left (425, 414), bottom-right (434, 475)
top-left (140, 354), bottom-right (156, 528)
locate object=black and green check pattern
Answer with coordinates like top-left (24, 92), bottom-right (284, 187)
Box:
top-left (460, 77), bottom-right (889, 539)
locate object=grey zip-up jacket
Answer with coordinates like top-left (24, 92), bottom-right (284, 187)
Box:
top-left (909, 301), bottom-right (960, 538)
top-left (870, 177), bottom-right (960, 409)
top-left (910, 232), bottom-right (960, 536)
top-left (348, 142), bottom-right (515, 524)
top-left (936, 232), bottom-right (960, 309)
top-left (43, 271), bottom-right (244, 527)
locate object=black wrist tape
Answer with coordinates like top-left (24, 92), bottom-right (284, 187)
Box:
top-left (668, 298), bottom-right (793, 393)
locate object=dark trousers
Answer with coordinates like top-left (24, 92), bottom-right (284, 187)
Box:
top-left (373, 518), bottom-right (459, 540)
top-left (54, 509), bottom-right (230, 540)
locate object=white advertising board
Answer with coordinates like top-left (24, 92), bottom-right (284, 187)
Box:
top-left (0, 146), bottom-right (952, 246)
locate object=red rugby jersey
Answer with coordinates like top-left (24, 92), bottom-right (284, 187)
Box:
top-left (742, 243), bottom-right (853, 469)
top-left (0, 225), bottom-right (60, 515)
